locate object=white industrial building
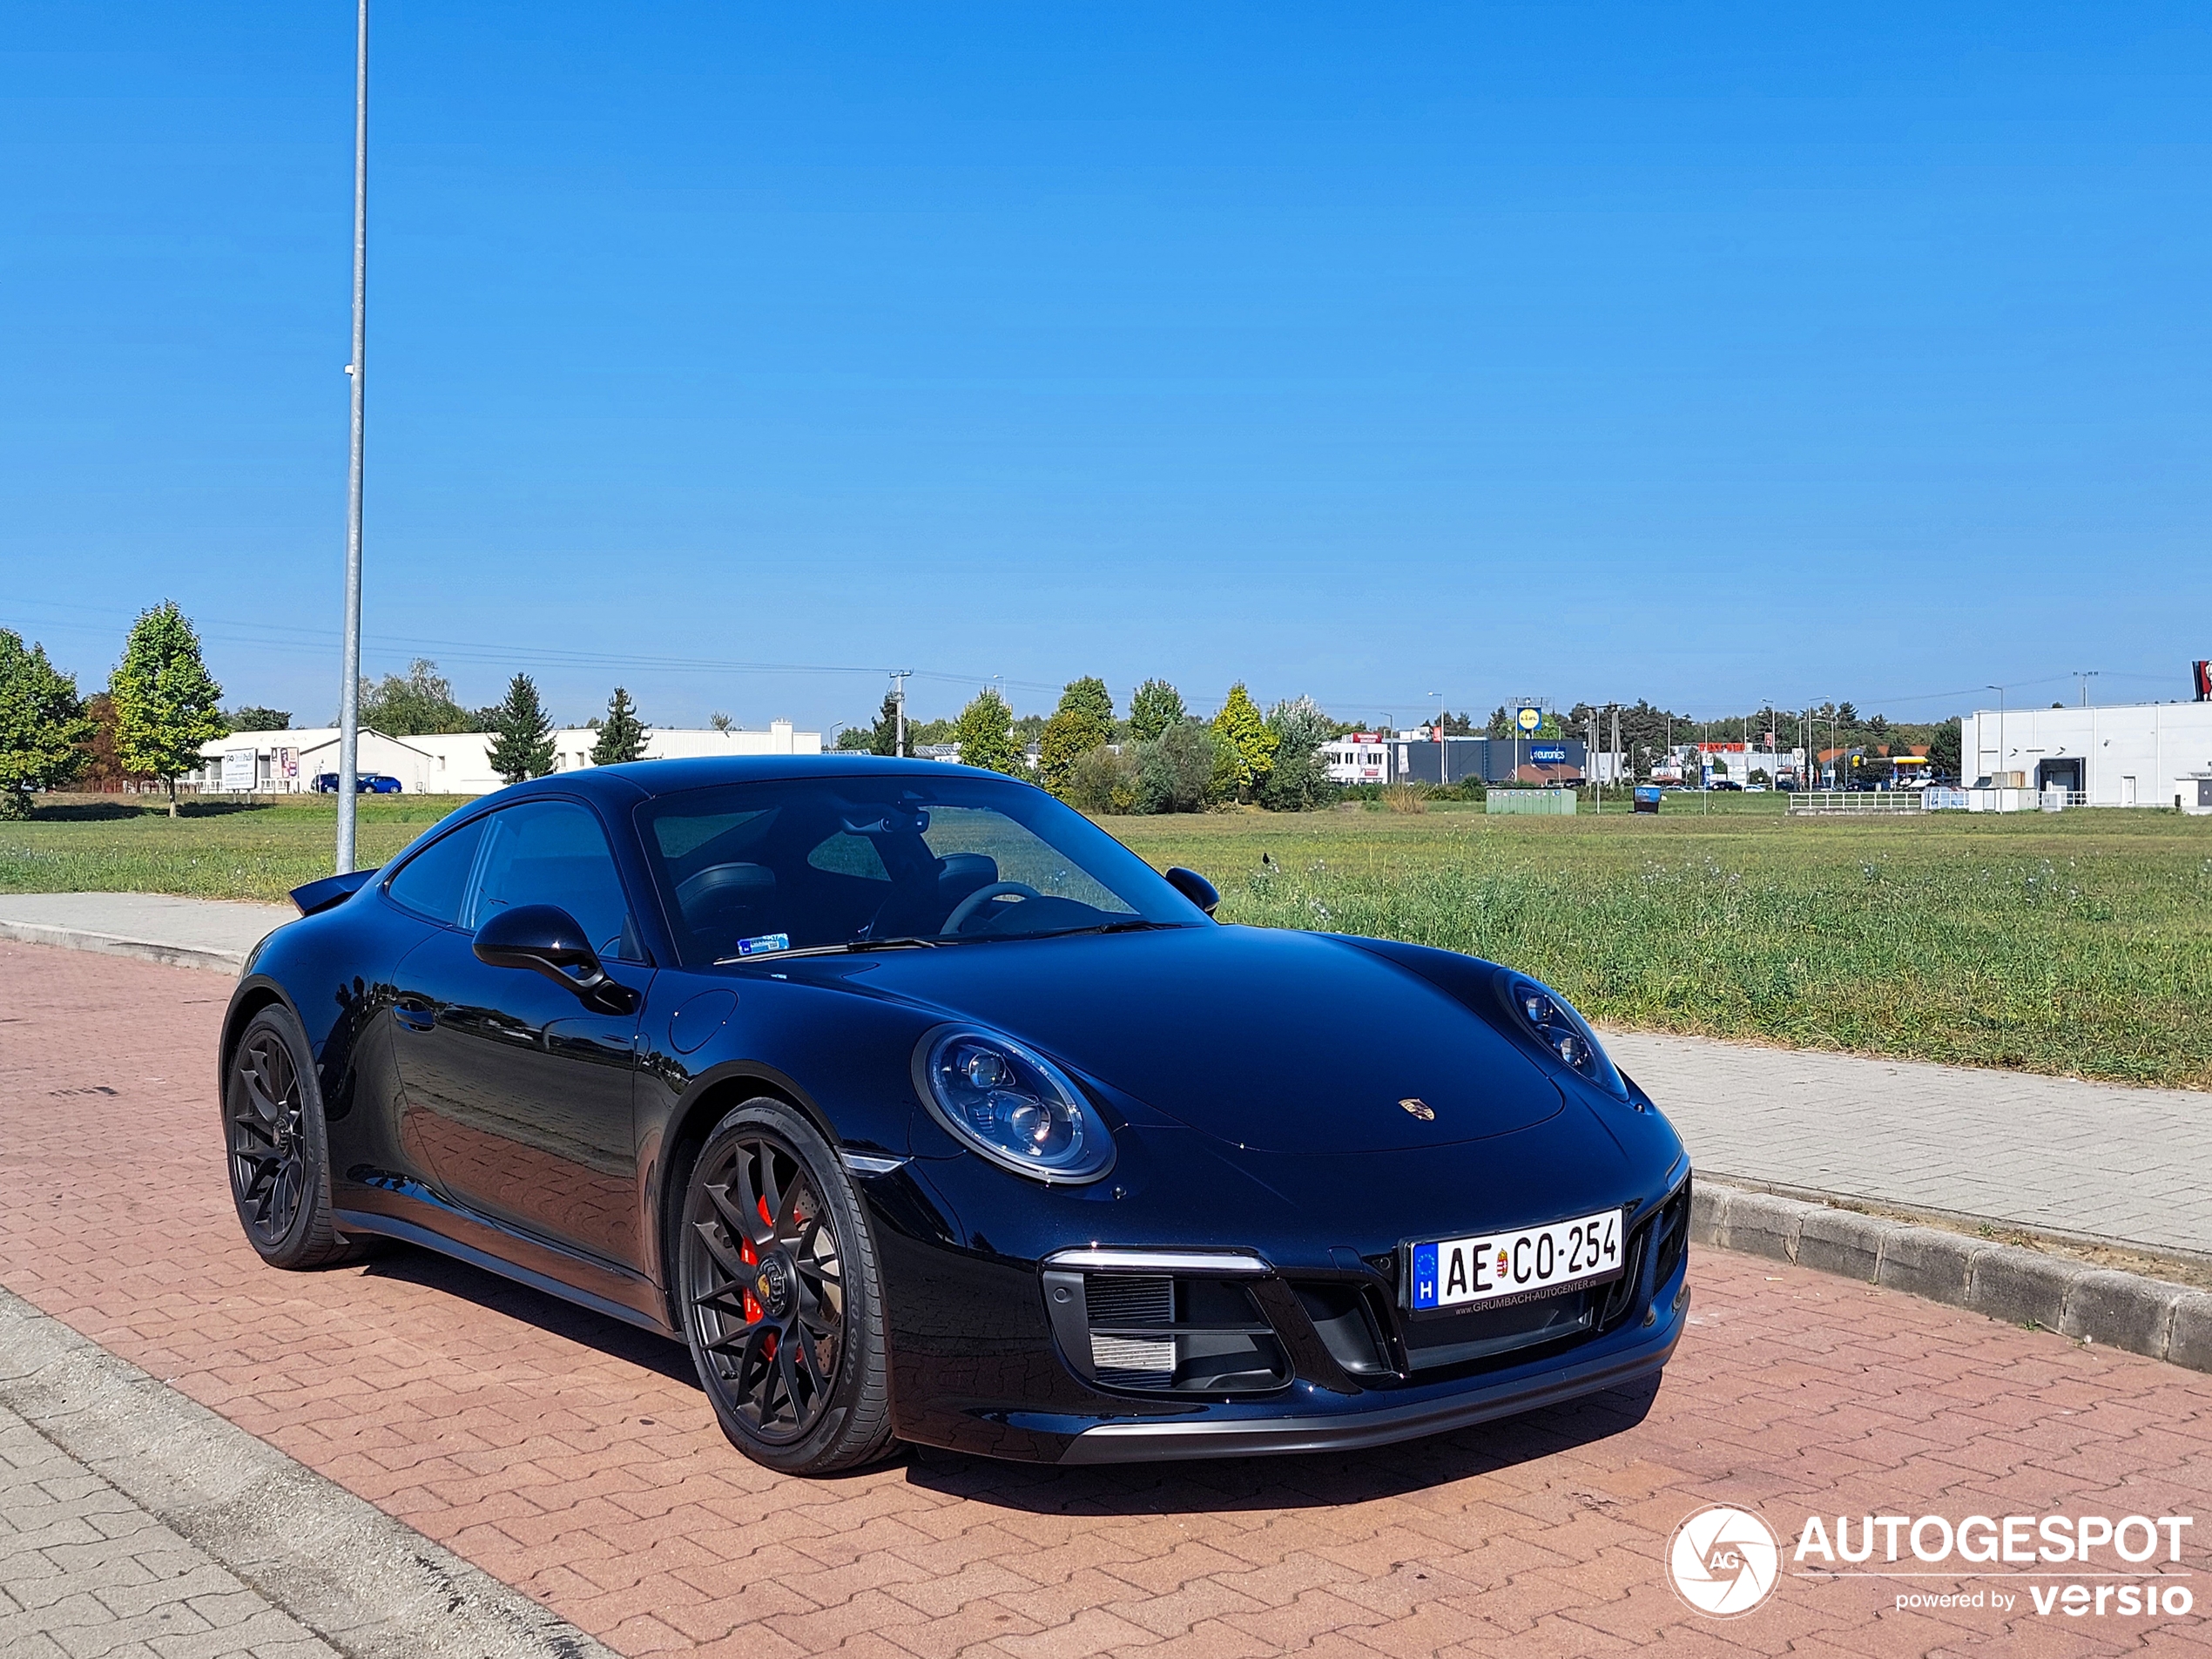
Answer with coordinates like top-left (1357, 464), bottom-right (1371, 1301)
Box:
top-left (1322, 733), bottom-right (1396, 785)
top-left (1962, 700), bottom-right (2212, 812)
top-left (190, 721), bottom-right (821, 798)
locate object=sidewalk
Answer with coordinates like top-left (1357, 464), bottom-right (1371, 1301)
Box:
top-left (0, 894), bottom-right (292, 974)
top-left (1610, 1030), bottom-right (2212, 1264)
top-left (0, 1397), bottom-right (337, 1659)
top-left (7, 890), bottom-right (2210, 1261)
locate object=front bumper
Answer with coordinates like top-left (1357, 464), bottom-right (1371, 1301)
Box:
top-left (873, 1157), bottom-right (1694, 1464)
top-left (1056, 1293), bottom-right (1683, 1462)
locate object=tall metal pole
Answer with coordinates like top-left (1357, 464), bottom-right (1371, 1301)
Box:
top-left (892, 670), bottom-right (910, 757)
top-left (335, 0), bottom-right (369, 873)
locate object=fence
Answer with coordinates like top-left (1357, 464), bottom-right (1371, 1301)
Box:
top-left (1786, 790), bottom-right (1926, 816)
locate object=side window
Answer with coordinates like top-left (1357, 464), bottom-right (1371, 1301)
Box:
top-left (465, 801), bottom-right (642, 961)
top-left (386, 818), bottom-right (487, 926)
top-left (806, 832), bottom-right (890, 883)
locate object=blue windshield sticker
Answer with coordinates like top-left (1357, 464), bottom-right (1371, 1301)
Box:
top-left (734, 933), bottom-right (790, 958)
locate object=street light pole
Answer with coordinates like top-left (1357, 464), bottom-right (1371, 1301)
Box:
top-left (334, 0), bottom-right (369, 873)
top-left (1987, 685), bottom-right (2006, 788)
top-left (892, 669), bottom-right (910, 757)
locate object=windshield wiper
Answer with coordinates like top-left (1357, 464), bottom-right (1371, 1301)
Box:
top-left (717, 935), bottom-right (940, 964)
top-left (1013, 919), bottom-right (1183, 941)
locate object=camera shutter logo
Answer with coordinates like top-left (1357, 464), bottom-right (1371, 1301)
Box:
top-left (1668, 1506), bottom-right (1781, 1617)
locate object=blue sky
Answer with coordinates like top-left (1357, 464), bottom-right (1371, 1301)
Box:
top-left (4, 4), bottom-right (2208, 732)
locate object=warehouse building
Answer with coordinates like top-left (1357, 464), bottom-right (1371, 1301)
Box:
top-left (1962, 698), bottom-right (2212, 811)
top-left (1390, 734), bottom-right (1588, 787)
top-left (191, 720), bottom-right (822, 797)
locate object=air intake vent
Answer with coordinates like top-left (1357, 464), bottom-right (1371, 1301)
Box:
top-left (1084, 1275), bottom-right (1174, 1387)
top-left (1039, 1258), bottom-right (1291, 1395)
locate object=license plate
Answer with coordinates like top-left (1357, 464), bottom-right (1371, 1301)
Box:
top-left (1407, 1209), bottom-right (1625, 1313)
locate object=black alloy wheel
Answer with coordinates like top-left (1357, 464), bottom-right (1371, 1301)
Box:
top-left (223, 1005), bottom-right (361, 1270)
top-left (679, 1100), bottom-right (895, 1474)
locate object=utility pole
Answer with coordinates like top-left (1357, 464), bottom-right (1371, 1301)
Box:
top-left (891, 669), bottom-right (911, 757)
top-left (2074, 670), bottom-right (2100, 707)
top-left (334, 0), bottom-right (369, 873)
top-left (1987, 684), bottom-right (2006, 786)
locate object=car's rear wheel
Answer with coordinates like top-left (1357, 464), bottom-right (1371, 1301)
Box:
top-left (678, 1099), bottom-right (896, 1474)
top-left (223, 1005), bottom-right (363, 1270)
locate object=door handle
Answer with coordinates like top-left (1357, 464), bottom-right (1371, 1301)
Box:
top-left (394, 1005), bottom-right (435, 1033)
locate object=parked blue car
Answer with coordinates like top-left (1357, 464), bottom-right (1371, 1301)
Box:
top-left (220, 757), bottom-right (1689, 1474)
top-left (310, 772), bottom-right (402, 794)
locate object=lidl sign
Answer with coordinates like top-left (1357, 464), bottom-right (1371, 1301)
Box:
top-left (1516, 705), bottom-right (1542, 733)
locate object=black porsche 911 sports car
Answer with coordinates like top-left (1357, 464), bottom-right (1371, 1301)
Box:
top-left (220, 756), bottom-right (1689, 1474)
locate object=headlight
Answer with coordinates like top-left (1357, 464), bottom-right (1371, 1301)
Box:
top-left (914, 1026), bottom-right (1116, 1183)
top-left (1507, 976), bottom-right (1633, 1103)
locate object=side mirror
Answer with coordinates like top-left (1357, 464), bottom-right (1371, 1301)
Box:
top-left (1163, 866), bottom-right (1220, 916)
top-left (473, 903), bottom-right (637, 1013)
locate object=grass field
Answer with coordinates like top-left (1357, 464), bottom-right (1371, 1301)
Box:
top-left (5, 791), bottom-right (2209, 1089)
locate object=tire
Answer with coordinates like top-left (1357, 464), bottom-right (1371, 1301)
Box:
top-left (222, 1005), bottom-right (364, 1270)
top-left (678, 1098), bottom-right (897, 1474)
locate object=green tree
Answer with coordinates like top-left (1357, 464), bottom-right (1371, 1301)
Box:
top-left (1037, 676), bottom-right (1116, 796)
top-left (867, 691), bottom-right (903, 756)
top-left (0, 631), bottom-right (95, 819)
top-left (590, 687), bottom-right (649, 765)
top-left (1257, 695), bottom-right (1334, 812)
top-left (358, 658), bottom-right (472, 736)
top-left (1128, 679), bottom-right (1187, 744)
top-left (225, 705), bottom-right (292, 732)
top-left (952, 688), bottom-right (1022, 775)
top-left (1211, 683), bottom-right (1278, 802)
top-left (1133, 718), bottom-right (1220, 814)
top-left (110, 601), bottom-right (225, 815)
top-left (1065, 745), bottom-right (1139, 814)
top-left (485, 673), bottom-right (557, 785)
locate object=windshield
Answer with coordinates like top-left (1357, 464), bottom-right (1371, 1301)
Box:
top-left (634, 773), bottom-right (1209, 967)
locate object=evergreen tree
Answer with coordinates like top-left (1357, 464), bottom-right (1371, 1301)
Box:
top-left (486, 673), bottom-right (557, 785)
top-left (0, 631), bottom-right (95, 819)
top-left (952, 688), bottom-right (1022, 775)
top-left (590, 687), bottom-right (649, 765)
top-left (1211, 683), bottom-right (1278, 802)
top-left (1129, 679), bottom-right (1186, 743)
top-left (1037, 676), bottom-right (1116, 796)
top-left (868, 691), bottom-right (903, 756)
top-left (110, 601), bottom-right (225, 816)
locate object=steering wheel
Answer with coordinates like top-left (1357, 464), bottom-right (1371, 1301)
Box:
top-left (943, 880), bottom-right (1042, 934)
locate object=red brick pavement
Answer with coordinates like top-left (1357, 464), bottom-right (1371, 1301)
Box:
top-left (1, 939), bottom-right (2206, 1657)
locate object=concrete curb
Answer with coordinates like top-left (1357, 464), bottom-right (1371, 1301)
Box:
top-left (0, 918), bottom-right (247, 974)
top-left (0, 1286), bottom-right (613, 1659)
top-left (1695, 1181), bottom-right (2212, 1373)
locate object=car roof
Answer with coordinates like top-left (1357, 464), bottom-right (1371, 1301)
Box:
top-left (487, 752), bottom-right (1016, 807)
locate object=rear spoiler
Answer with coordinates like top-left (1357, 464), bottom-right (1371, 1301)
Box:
top-left (290, 867), bottom-right (380, 918)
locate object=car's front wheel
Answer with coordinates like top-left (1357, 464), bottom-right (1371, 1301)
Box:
top-left (223, 1005), bottom-right (363, 1270)
top-left (678, 1099), bottom-right (896, 1474)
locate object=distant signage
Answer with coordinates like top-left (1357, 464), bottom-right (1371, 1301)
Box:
top-left (1528, 745), bottom-right (1568, 764)
top-left (2195, 661), bottom-right (2211, 702)
top-left (274, 746), bottom-right (298, 782)
top-left (1516, 705), bottom-right (1542, 734)
top-left (220, 749), bottom-right (256, 792)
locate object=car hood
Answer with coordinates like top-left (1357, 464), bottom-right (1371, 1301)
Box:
top-left (817, 923), bottom-right (1565, 1153)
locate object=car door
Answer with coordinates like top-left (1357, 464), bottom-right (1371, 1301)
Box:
top-left (389, 797), bottom-right (652, 1271)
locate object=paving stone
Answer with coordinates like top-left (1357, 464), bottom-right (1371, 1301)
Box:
top-left (6, 940), bottom-right (2212, 1657)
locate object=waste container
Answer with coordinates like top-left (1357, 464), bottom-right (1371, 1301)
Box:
top-left (1633, 786), bottom-right (1662, 814)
